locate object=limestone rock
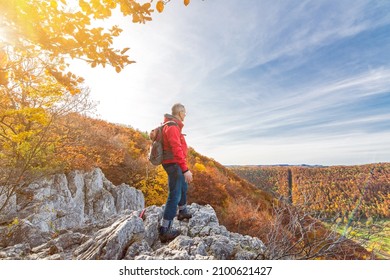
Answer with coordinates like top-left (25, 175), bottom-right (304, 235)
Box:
top-left (1, 168), bottom-right (144, 237)
top-left (0, 191), bottom-right (17, 223)
top-left (0, 219), bottom-right (50, 248)
top-left (75, 213), bottom-right (145, 260)
top-left (0, 169), bottom-right (266, 260)
top-left (135, 203), bottom-right (266, 260)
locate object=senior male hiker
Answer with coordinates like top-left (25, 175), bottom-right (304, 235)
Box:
top-left (159, 103), bottom-right (193, 243)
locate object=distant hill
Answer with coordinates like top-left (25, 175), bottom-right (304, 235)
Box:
top-left (229, 164), bottom-right (390, 219)
top-left (227, 164), bottom-right (327, 168)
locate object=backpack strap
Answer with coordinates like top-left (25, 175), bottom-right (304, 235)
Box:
top-left (161, 121), bottom-right (178, 160)
top-left (162, 121), bottom-right (178, 127)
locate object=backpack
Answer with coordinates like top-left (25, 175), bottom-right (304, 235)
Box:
top-left (148, 121), bottom-right (178, 165)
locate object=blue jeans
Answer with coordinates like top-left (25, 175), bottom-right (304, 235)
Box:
top-left (162, 163), bottom-right (188, 221)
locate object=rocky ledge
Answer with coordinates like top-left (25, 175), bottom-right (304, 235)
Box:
top-left (0, 168), bottom-right (266, 260)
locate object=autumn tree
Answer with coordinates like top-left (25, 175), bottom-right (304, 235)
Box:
top-left (0, 0), bottom-right (148, 88)
top-left (0, 0), bottom-right (191, 91)
top-left (138, 164), bottom-right (168, 206)
top-left (0, 45), bottom-right (95, 219)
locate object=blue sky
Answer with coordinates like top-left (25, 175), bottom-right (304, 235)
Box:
top-left (71, 0), bottom-right (390, 166)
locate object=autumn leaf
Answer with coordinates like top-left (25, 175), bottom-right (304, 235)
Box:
top-left (156, 1), bottom-right (164, 13)
top-left (121, 47), bottom-right (130, 54)
top-left (0, 50), bottom-right (7, 68)
top-left (50, 0), bottom-right (58, 9)
top-left (132, 13), bottom-right (140, 23)
top-left (0, 50), bottom-right (9, 86)
top-left (184, 0), bottom-right (190, 6)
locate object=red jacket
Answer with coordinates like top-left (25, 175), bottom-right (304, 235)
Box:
top-left (162, 114), bottom-right (189, 173)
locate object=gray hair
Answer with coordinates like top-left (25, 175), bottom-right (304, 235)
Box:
top-left (171, 103), bottom-right (186, 116)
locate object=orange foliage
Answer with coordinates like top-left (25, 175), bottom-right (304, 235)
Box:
top-left (231, 164), bottom-right (390, 219)
top-left (57, 113), bottom-right (148, 184)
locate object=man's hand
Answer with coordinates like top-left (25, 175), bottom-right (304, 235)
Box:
top-left (184, 170), bottom-right (193, 184)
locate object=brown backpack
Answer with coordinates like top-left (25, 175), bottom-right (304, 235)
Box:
top-left (148, 121), bottom-right (178, 165)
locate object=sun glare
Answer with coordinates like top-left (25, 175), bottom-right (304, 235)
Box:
top-left (0, 26), bottom-right (9, 46)
top-left (0, 28), bottom-right (5, 43)
top-left (0, 25), bottom-right (17, 49)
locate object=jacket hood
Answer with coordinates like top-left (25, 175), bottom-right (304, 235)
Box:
top-left (164, 114), bottom-right (184, 129)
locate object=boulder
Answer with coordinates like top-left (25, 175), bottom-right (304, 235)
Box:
top-left (0, 189), bottom-right (16, 223)
top-left (74, 212), bottom-right (145, 260)
top-left (0, 219), bottom-right (50, 249)
top-left (135, 203), bottom-right (266, 260)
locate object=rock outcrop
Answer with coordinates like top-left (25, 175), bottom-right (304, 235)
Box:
top-left (0, 168), bottom-right (144, 233)
top-left (0, 168), bottom-right (265, 260)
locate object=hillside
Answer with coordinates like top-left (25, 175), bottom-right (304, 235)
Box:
top-left (0, 113), bottom-right (372, 259)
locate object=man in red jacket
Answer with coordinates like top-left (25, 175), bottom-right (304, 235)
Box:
top-left (159, 103), bottom-right (193, 243)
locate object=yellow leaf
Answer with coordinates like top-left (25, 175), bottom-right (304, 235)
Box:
top-left (50, 0), bottom-right (58, 9)
top-left (142, 3), bottom-right (151, 10)
top-left (121, 47), bottom-right (130, 54)
top-left (0, 71), bottom-right (8, 86)
top-left (0, 50), bottom-right (8, 68)
top-left (132, 14), bottom-right (140, 23)
top-left (115, 66), bottom-right (121, 73)
top-left (184, 0), bottom-right (190, 6)
top-left (79, 0), bottom-right (89, 12)
top-left (156, 1), bottom-right (164, 13)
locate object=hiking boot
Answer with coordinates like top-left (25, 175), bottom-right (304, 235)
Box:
top-left (159, 226), bottom-right (180, 243)
top-left (177, 209), bottom-right (192, 221)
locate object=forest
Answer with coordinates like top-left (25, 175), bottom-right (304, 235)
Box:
top-left (230, 164), bottom-right (390, 259)
top-left (229, 164), bottom-right (390, 220)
